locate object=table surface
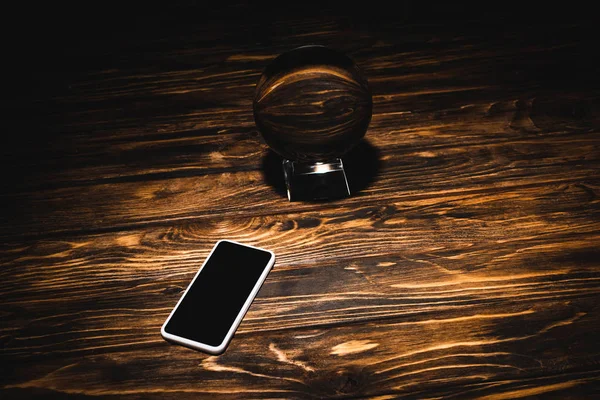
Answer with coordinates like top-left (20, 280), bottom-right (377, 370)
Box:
top-left (2, 3), bottom-right (600, 398)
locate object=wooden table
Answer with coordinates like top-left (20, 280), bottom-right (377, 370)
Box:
top-left (3, 3), bottom-right (599, 398)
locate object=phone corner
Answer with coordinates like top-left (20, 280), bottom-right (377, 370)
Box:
top-left (159, 324), bottom-right (170, 340)
top-left (208, 342), bottom-right (228, 355)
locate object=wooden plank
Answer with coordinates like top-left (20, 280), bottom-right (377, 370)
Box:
top-left (2, 186), bottom-right (599, 355)
top-left (2, 118), bottom-right (598, 240)
top-left (3, 318), bottom-right (600, 398)
top-left (6, 90), bottom-right (598, 193)
top-left (2, 282), bottom-right (599, 398)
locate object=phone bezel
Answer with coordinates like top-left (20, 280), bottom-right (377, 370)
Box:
top-left (160, 240), bottom-right (275, 354)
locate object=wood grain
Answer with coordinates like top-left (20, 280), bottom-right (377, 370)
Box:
top-left (3, 134), bottom-right (598, 240)
top-left (2, 3), bottom-right (599, 399)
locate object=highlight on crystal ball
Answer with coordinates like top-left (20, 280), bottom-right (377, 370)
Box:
top-left (253, 46), bottom-right (372, 162)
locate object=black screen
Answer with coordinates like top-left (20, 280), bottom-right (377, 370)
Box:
top-left (164, 241), bottom-right (273, 347)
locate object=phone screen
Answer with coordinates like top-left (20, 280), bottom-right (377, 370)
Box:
top-left (163, 241), bottom-right (273, 348)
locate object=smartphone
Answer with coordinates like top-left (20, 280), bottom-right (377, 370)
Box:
top-left (161, 240), bottom-right (275, 354)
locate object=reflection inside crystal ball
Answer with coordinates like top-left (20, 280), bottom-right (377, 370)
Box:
top-left (253, 46), bottom-right (373, 162)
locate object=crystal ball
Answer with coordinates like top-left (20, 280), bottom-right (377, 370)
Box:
top-left (253, 46), bottom-right (372, 162)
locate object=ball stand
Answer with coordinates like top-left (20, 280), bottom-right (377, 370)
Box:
top-left (282, 158), bottom-right (350, 201)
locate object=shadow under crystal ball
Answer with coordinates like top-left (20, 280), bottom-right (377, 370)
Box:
top-left (253, 46), bottom-right (373, 162)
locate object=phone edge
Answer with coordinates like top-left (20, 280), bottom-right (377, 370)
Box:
top-left (160, 240), bottom-right (275, 355)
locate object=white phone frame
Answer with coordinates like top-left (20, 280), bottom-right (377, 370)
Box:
top-left (160, 240), bottom-right (275, 354)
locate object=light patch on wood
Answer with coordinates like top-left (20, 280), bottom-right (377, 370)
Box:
top-left (294, 331), bottom-right (325, 339)
top-left (377, 262), bottom-right (396, 267)
top-left (66, 241), bottom-right (90, 250)
top-left (269, 343), bottom-right (314, 372)
top-left (539, 312), bottom-right (586, 333)
top-left (115, 234), bottom-right (142, 247)
top-left (387, 310), bottom-right (535, 329)
top-left (373, 85), bottom-right (489, 100)
top-left (331, 340), bottom-right (379, 356)
top-left (375, 337), bottom-right (535, 374)
top-left (209, 152), bottom-right (225, 161)
top-left (202, 357), bottom-right (250, 374)
top-left (416, 151), bottom-right (437, 158)
top-left (391, 270), bottom-right (569, 289)
top-left (477, 380), bottom-right (581, 400)
top-left (372, 110), bottom-right (412, 117)
top-left (384, 363), bottom-right (524, 382)
top-left (202, 357), bottom-right (302, 382)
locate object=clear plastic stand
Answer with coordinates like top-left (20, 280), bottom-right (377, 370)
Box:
top-left (282, 158), bottom-right (350, 201)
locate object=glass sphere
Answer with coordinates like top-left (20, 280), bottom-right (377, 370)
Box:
top-left (253, 46), bottom-right (372, 162)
